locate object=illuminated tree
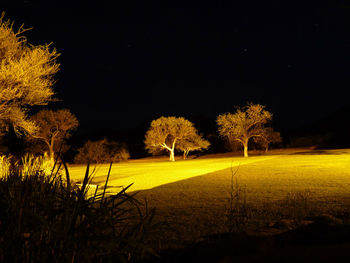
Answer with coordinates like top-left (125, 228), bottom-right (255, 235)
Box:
top-left (0, 13), bottom-right (59, 135)
top-left (217, 103), bottom-right (272, 157)
top-left (144, 116), bottom-right (197, 161)
top-left (177, 133), bottom-right (210, 159)
top-left (28, 109), bottom-right (78, 162)
top-left (253, 127), bottom-right (282, 152)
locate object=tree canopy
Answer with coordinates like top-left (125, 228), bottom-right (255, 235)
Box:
top-left (253, 127), bottom-right (282, 152)
top-left (29, 109), bottom-right (78, 161)
top-left (177, 133), bottom-right (210, 159)
top-left (0, 13), bottom-right (59, 135)
top-left (144, 116), bottom-right (199, 161)
top-left (217, 103), bottom-right (272, 157)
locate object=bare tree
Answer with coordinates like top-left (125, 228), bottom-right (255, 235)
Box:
top-left (177, 133), bottom-right (210, 159)
top-left (144, 116), bottom-right (197, 161)
top-left (29, 109), bottom-right (78, 162)
top-left (217, 103), bottom-right (272, 157)
top-left (0, 13), bottom-right (59, 135)
top-left (253, 127), bottom-right (282, 152)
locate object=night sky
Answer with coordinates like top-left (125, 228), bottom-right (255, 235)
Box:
top-left (3, 1), bottom-right (350, 134)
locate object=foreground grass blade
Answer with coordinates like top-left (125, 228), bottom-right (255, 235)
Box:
top-left (101, 162), bottom-right (113, 202)
top-left (62, 161), bottom-right (71, 193)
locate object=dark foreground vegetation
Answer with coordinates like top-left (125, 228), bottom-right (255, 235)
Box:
top-left (0, 163), bottom-right (156, 263)
top-left (149, 190), bottom-right (350, 263)
top-left (155, 218), bottom-right (350, 263)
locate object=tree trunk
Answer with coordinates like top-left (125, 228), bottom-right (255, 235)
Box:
top-left (168, 139), bottom-right (177, 161)
top-left (169, 149), bottom-right (175, 161)
top-left (183, 150), bottom-right (190, 159)
top-left (49, 144), bottom-right (55, 163)
top-left (243, 139), bottom-right (248, 157)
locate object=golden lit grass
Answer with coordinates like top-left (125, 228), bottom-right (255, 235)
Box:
top-left (67, 155), bottom-right (276, 192)
top-left (67, 148), bottom-right (350, 247)
top-left (68, 148), bottom-right (350, 199)
top-left (131, 149), bottom-right (350, 245)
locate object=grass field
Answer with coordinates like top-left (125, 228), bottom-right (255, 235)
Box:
top-left (67, 148), bottom-right (350, 248)
top-left (67, 154), bottom-right (277, 192)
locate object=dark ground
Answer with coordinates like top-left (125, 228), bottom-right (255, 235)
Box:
top-left (151, 215), bottom-right (350, 263)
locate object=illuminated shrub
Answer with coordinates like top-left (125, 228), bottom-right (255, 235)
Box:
top-left (116, 147), bottom-right (131, 161)
top-left (0, 155), bottom-right (12, 178)
top-left (1, 153), bottom-right (55, 178)
top-left (21, 153), bottom-right (53, 176)
top-left (74, 138), bottom-right (130, 164)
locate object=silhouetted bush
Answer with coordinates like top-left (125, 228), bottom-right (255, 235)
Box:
top-left (74, 138), bottom-right (130, 164)
top-left (288, 136), bottom-right (322, 148)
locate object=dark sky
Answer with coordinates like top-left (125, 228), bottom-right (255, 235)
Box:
top-left (3, 1), bottom-right (350, 133)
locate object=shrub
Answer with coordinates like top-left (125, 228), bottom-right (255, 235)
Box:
top-left (0, 163), bottom-right (156, 262)
top-left (21, 153), bottom-right (54, 176)
top-left (74, 138), bottom-right (130, 164)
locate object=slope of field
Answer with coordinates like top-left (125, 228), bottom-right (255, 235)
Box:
top-left (67, 154), bottom-right (277, 192)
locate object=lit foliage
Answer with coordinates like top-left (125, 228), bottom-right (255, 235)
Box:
top-left (29, 109), bottom-right (78, 161)
top-left (74, 138), bottom-right (130, 164)
top-left (144, 116), bottom-right (198, 161)
top-left (177, 133), bottom-right (210, 159)
top-left (0, 13), bottom-right (59, 135)
top-left (21, 153), bottom-right (53, 176)
top-left (253, 127), bottom-right (282, 152)
top-left (0, 154), bottom-right (12, 178)
top-left (217, 103), bottom-right (272, 157)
